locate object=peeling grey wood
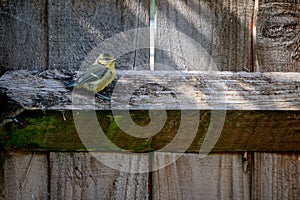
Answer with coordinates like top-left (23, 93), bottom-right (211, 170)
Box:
top-left (0, 70), bottom-right (299, 110)
top-left (256, 1), bottom-right (300, 72)
top-left (253, 153), bottom-right (300, 199)
top-left (155, 0), bottom-right (254, 71)
top-left (2, 152), bottom-right (48, 199)
top-left (153, 153), bottom-right (251, 200)
top-left (50, 152), bottom-right (149, 200)
top-left (48, 0), bottom-right (150, 70)
top-left (0, 0), bottom-right (47, 70)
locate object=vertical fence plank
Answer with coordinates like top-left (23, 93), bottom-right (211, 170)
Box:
top-left (253, 1), bottom-right (300, 195)
top-left (50, 152), bottom-right (149, 199)
top-left (2, 152), bottom-right (48, 199)
top-left (122, 0), bottom-right (151, 70)
top-left (155, 0), bottom-right (254, 71)
top-left (256, 0), bottom-right (300, 72)
top-left (48, 0), bottom-right (150, 70)
top-left (253, 153), bottom-right (300, 199)
top-left (153, 153), bottom-right (251, 200)
top-left (254, 1), bottom-right (300, 196)
top-left (0, 152), bottom-right (4, 199)
top-left (0, 0), bottom-right (47, 71)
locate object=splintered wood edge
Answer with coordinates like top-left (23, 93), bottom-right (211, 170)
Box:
top-left (0, 70), bottom-right (299, 110)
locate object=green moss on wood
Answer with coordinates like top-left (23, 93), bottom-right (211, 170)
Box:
top-left (0, 110), bottom-right (299, 152)
top-left (0, 111), bottom-right (83, 150)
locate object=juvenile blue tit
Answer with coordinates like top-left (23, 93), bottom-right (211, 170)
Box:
top-left (65, 53), bottom-right (116, 100)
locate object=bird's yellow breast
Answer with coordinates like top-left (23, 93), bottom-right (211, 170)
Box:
top-left (95, 68), bottom-right (116, 92)
top-left (81, 68), bottom-right (116, 92)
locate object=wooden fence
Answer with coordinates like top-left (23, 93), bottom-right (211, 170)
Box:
top-left (0, 0), bottom-right (299, 199)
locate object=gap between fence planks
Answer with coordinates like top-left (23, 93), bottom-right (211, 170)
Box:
top-left (1, 152), bottom-right (299, 199)
top-left (0, 70), bottom-right (299, 110)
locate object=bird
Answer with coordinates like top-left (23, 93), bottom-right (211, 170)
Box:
top-left (64, 53), bottom-right (116, 100)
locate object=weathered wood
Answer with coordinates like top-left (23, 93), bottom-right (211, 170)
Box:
top-left (1, 152), bottom-right (48, 199)
top-left (0, 0), bottom-right (47, 70)
top-left (0, 152), bottom-right (149, 199)
top-left (256, 0), bottom-right (300, 72)
top-left (253, 153), bottom-right (300, 199)
top-left (0, 152), bottom-right (4, 199)
top-left (48, 0), bottom-right (150, 70)
top-left (0, 0), bottom-right (150, 70)
top-left (0, 70), bottom-right (299, 110)
top-left (50, 152), bottom-right (149, 199)
top-left (1, 152), bottom-right (299, 199)
top-left (153, 153), bottom-right (251, 199)
top-left (155, 0), bottom-right (254, 71)
top-left (0, 110), bottom-right (299, 152)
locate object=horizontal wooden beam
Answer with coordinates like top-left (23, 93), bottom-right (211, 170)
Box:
top-left (0, 70), bottom-right (299, 110)
top-left (0, 110), bottom-right (299, 152)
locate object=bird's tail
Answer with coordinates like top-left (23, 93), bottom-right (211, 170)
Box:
top-left (64, 81), bottom-right (77, 88)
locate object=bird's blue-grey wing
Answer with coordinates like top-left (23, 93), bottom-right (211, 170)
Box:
top-left (76, 64), bottom-right (107, 85)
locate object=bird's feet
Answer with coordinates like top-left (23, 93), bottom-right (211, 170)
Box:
top-left (64, 81), bottom-right (76, 88)
top-left (95, 93), bottom-right (111, 101)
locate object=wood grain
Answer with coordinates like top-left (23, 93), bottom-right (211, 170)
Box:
top-left (1, 2), bottom-right (299, 199)
top-left (256, 1), bottom-right (300, 72)
top-left (50, 152), bottom-right (149, 199)
top-left (0, 110), bottom-right (298, 152)
top-left (155, 0), bottom-right (254, 71)
top-left (2, 152), bottom-right (48, 199)
top-left (253, 153), bottom-right (300, 199)
top-left (1, 152), bottom-right (299, 199)
top-left (0, 152), bottom-right (4, 199)
top-left (0, 0), bottom-right (47, 70)
top-left (153, 153), bottom-right (251, 200)
top-left (48, 0), bottom-right (150, 70)
top-left (0, 70), bottom-right (299, 110)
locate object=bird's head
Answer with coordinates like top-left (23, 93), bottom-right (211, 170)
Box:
top-left (94, 53), bottom-right (116, 69)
